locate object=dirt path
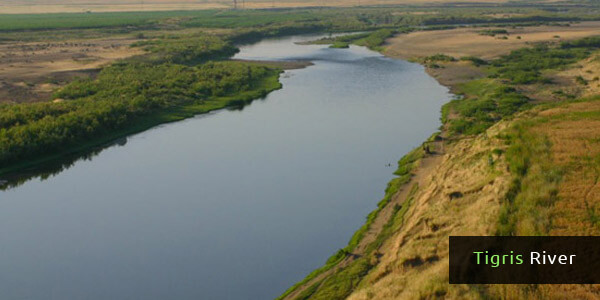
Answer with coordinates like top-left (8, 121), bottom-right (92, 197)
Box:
top-left (282, 141), bottom-right (445, 300)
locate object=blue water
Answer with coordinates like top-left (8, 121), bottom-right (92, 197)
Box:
top-left (0, 34), bottom-right (451, 299)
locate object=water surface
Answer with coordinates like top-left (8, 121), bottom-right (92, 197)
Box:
top-left (0, 34), bottom-right (451, 299)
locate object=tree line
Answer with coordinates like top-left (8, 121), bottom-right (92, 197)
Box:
top-left (0, 53), bottom-right (279, 169)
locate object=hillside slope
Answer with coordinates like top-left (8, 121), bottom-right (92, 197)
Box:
top-left (348, 96), bottom-right (600, 299)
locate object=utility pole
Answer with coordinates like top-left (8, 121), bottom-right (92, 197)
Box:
top-left (233, 0), bottom-right (237, 9)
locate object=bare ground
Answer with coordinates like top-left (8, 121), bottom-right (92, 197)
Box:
top-left (0, 37), bottom-right (143, 103)
top-left (348, 120), bottom-right (512, 300)
top-left (385, 21), bottom-right (600, 60)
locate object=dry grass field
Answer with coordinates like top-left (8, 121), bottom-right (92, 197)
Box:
top-left (0, 37), bottom-right (143, 103)
top-left (383, 22), bottom-right (600, 98)
top-left (0, 0), bottom-right (541, 14)
top-left (385, 21), bottom-right (600, 60)
top-left (0, 1), bottom-right (228, 14)
top-left (536, 100), bottom-right (600, 236)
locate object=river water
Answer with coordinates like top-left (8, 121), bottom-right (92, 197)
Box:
top-left (0, 34), bottom-right (451, 299)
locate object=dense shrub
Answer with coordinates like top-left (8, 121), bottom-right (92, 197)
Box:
top-left (561, 36), bottom-right (600, 49)
top-left (0, 61), bottom-right (279, 167)
top-left (460, 56), bottom-right (488, 66)
top-left (445, 80), bottom-right (530, 135)
top-left (479, 29), bottom-right (509, 36)
top-left (491, 44), bottom-right (590, 84)
top-left (131, 34), bottom-right (239, 64)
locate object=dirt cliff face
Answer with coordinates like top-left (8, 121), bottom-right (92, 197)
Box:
top-left (347, 96), bottom-right (600, 299)
top-left (347, 122), bottom-right (512, 299)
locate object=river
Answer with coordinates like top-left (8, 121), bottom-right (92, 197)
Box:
top-left (0, 34), bottom-right (451, 299)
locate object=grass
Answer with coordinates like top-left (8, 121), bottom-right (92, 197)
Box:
top-left (352, 29), bottom-right (400, 51)
top-left (495, 97), bottom-right (600, 236)
top-left (490, 44), bottom-right (593, 84)
top-left (483, 97), bottom-right (600, 298)
top-left (180, 10), bottom-right (319, 28)
top-left (2, 5), bottom-right (599, 43)
top-left (0, 10), bottom-right (216, 31)
top-left (440, 37), bottom-right (600, 137)
top-left (296, 257), bottom-right (372, 300)
top-left (363, 183), bottom-right (419, 254)
top-left (443, 79), bottom-right (530, 135)
top-left (496, 120), bottom-right (560, 236)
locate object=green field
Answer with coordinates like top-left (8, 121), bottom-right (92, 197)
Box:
top-left (2, 3), bottom-right (600, 34)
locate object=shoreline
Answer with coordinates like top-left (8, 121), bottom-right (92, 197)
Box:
top-left (278, 41), bottom-right (456, 300)
top-left (280, 28), bottom-right (600, 298)
top-left (230, 59), bottom-right (314, 70)
top-left (0, 59), bottom-right (316, 179)
top-left (0, 68), bottom-right (284, 179)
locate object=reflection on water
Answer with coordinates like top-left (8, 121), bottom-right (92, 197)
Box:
top-left (0, 34), bottom-right (451, 300)
top-left (0, 137), bottom-right (128, 191)
top-left (0, 96), bottom-right (266, 191)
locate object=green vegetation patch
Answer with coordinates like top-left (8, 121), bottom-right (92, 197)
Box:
top-left (180, 10), bottom-right (319, 28)
top-left (443, 79), bottom-right (530, 135)
top-left (425, 54), bottom-right (456, 62)
top-left (496, 97), bottom-right (600, 236)
top-left (306, 29), bottom-right (403, 51)
top-left (460, 56), bottom-right (488, 66)
top-left (295, 257), bottom-right (373, 300)
top-left (496, 120), bottom-right (560, 236)
top-left (0, 61), bottom-right (282, 173)
top-left (131, 34), bottom-right (238, 64)
top-left (561, 35), bottom-right (600, 49)
top-left (352, 29), bottom-right (400, 51)
top-left (442, 36), bottom-right (600, 137)
top-left (490, 44), bottom-right (592, 84)
top-left (0, 11), bottom-right (169, 31)
top-left (479, 29), bottom-right (509, 36)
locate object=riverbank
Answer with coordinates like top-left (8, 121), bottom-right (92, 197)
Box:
top-left (280, 29), bottom-right (600, 299)
top-left (0, 66), bottom-right (283, 178)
